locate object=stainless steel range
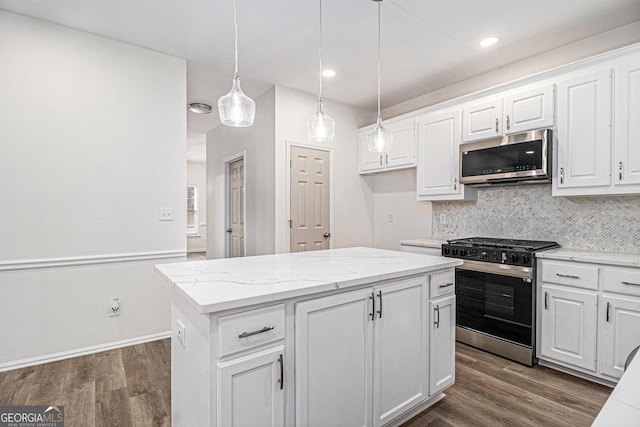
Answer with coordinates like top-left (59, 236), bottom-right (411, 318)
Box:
top-left (442, 237), bottom-right (559, 366)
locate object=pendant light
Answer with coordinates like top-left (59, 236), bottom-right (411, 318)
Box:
top-left (367, 0), bottom-right (393, 153)
top-left (218, 0), bottom-right (255, 127)
top-left (306, 0), bottom-right (335, 142)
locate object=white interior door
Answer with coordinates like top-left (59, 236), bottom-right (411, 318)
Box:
top-left (290, 146), bottom-right (330, 252)
top-left (227, 157), bottom-right (245, 257)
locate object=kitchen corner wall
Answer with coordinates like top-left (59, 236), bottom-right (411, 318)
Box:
top-left (432, 185), bottom-right (640, 252)
top-left (187, 160), bottom-right (207, 253)
top-left (0, 11), bottom-right (186, 370)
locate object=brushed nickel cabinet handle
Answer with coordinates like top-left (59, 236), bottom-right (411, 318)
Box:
top-left (238, 326), bottom-right (274, 339)
top-left (379, 155), bottom-right (383, 166)
top-left (386, 154), bottom-right (389, 165)
top-left (454, 177), bottom-right (457, 191)
top-left (495, 118), bottom-right (499, 133)
top-left (606, 302), bottom-right (611, 323)
top-left (544, 292), bottom-right (549, 310)
top-left (619, 162), bottom-right (623, 181)
top-left (278, 354), bottom-right (284, 390)
top-left (556, 273), bottom-right (580, 279)
top-left (434, 305), bottom-right (440, 328)
top-left (506, 115), bottom-right (510, 131)
top-left (560, 167), bottom-right (564, 184)
top-left (369, 292), bottom-right (375, 321)
top-left (377, 290), bottom-right (383, 319)
top-left (438, 282), bottom-right (454, 289)
top-left (622, 281), bottom-right (640, 287)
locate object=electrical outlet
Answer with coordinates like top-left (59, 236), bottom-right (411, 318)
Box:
top-left (159, 208), bottom-right (174, 221)
top-left (440, 213), bottom-right (447, 225)
top-left (108, 298), bottom-right (121, 317)
top-left (387, 214), bottom-right (394, 223)
top-left (176, 319), bottom-right (187, 348)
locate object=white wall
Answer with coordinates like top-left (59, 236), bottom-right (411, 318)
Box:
top-left (0, 11), bottom-right (186, 369)
top-left (187, 160), bottom-right (207, 253)
top-left (273, 86), bottom-right (376, 253)
top-left (373, 170), bottom-right (432, 250)
top-left (207, 87), bottom-right (276, 259)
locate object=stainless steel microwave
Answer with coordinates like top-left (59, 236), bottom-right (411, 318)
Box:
top-left (459, 128), bottom-right (552, 187)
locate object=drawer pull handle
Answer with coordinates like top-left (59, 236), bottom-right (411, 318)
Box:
top-left (377, 290), bottom-right (383, 319)
top-left (438, 282), bottom-right (454, 289)
top-left (622, 281), bottom-right (640, 287)
top-left (556, 273), bottom-right (580, 279)
top-left (238, 326), bottom-right (275, 339)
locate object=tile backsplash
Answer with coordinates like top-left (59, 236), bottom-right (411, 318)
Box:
top-left (432, 185), bottom-right (640, 253)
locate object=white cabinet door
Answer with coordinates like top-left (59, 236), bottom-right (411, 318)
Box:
top-left (373, 277), bottom-right (427, 427)
top-left (358, 117), bottom-right (416, 174)
top-left (416, 109), bottom-right (476, 201)
top-left (359, 129), bottom-right (385, 173)
top-left (295, 289), bottom-right (373, 427)
top-left (503, 84), bottom-right (555, 134)
top-left (385, 117), bottom-right (417, 169)
top-left (217, 345), bottom-right (285, 427)
top-left (540, 285), bottom-right (598, 371)
top-left (429, 295), bottom-right (455, 396)
top-left (599, 294), bottom-right (640, 380)
top-left (556, 69), bottom-right (612, 190)
top-left (614, 60), bottom-right (640, 186)
top-left (462, 98), bottom-right (503, 142)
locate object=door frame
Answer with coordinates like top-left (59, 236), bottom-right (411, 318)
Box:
top-left (224, 150), bottom-right (247, 258)
top-left (285, 140), bottom-right (335, 253)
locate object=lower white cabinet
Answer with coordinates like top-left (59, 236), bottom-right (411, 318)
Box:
top-left (540, 284), bottom-right (598, 371)
top-left (429, 294), bottom-right (455, 395)
top-left (599, 294), bottom-right (640, 379)
top-left (217, 345), bottom-right (285, 427)
top-left (295, 277), bottom-right (428, 427)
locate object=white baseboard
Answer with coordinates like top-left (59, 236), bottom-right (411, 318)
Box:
top-left (0, 331), bottom-right (171, 373)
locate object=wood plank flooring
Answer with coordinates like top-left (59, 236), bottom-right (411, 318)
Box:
top-left (0, 340), bottom-right (611, 426)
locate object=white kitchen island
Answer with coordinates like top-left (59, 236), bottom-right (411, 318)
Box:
top-left (155, 247), bottom-right (461, 427)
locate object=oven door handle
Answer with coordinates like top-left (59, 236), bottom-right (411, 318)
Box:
top-left (457, 259), bottom-right (533, 279)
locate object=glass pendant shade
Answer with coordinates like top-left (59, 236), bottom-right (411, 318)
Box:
top-left (218, 76), bottom-right (255, 127)
top-left (367, 117), bottom-right (393, 153)
top-left (306, 100), bottom-right (335, 142)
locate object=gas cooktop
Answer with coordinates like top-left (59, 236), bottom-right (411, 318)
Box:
top-left (442, 237), bottom-right (560, 267)
top-left (446, 237), bottom-right (559, 251)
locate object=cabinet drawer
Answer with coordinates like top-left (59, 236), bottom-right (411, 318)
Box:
top-left (430, 270), bottom-right (455, 298)
top-left (218, 304), bottom-right (285, 357)
top-left (541, 260), bottom-right (598, 290)
top-left (603, 267), bottom-right (640, 297)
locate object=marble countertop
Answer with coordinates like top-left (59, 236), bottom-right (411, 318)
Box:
top-left (399, 238), bottom-right (446, 249)
top-left (537, 248), bottom-right (640, 268)
top-left (592, 349), bottom-right (640, 426)
top-left (155, 247), bottom-right (462, 314)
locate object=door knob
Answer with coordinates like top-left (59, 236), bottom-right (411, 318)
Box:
top-left (227, 228), bottom-right (232, 233)
top-left (323, 232), bottom-right (331, 238)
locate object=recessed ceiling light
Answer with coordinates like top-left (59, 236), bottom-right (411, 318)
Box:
top-left (188, 103), bottom-right (212, 114)
top-left (322, 69), bottom-right (336, 78)
top-left (479, 37), bottom-right (499, 47)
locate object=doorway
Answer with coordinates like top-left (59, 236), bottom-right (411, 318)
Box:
top-left (289, 145), bottom-right (332, 252)
top-left (226, 154), bottom-right (245, 258)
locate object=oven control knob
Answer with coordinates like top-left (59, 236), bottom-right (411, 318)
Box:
top-left (522, 255), bottom-right (530, 264)
top-left (443, 247), bottom-right (450, 255)
top-left (460, 249), bottom-right (467, 257)
top-left (510, 253), bottom-right (519, 263)
top-left (452, 248), bottom-right (458, 256)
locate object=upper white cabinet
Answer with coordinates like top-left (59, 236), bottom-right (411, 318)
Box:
top-left (614, 59), bottom-right (640, 187)
top-left (462, 84), bottom-right (555, 142)
top-left (555, 69), bottom-right (612, 192)
top-left (462, 98), bottom-right (503, 142)
top-left (416, 108), bottom-right (477, 201)
top-left (359, 116), bottom-right (417, 174)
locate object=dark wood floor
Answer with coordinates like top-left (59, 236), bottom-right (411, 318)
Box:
top-left (0, 340), bottom-right (610, 426)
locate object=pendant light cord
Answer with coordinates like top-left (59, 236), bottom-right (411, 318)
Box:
top-left (234, 0), bottom-right (239, 78)
top-left (376, 0), bottom-right (381, 122)
top-left (317, 0), bottom-right (324, 103)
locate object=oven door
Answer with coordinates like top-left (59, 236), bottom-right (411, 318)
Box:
top-left (456, 260), bottom-right (534, 347)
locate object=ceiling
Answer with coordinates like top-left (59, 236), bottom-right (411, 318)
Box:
top-left (2, 0), bottom-right (640, 160)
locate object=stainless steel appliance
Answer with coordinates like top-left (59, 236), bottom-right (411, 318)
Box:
top-left (442, 237), bottom-right (559, 366)
top-left (459, 128), bottom-right (552, 187)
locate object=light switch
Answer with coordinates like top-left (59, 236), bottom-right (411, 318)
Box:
top-left (440, 214), bottom-right (447, 225)
top-left (159, 208), bottom-right (173, 221)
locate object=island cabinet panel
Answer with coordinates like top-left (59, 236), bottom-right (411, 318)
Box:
top-left (373, 278), bottom-right (428, 427)
top-left (599, 295), bottom-right (640, 380)
top-left (295, 289), bottom-right (374, 427)
top-left (217, 345), bottom-right (285, 427)
top-left (429, 294), bottom-right (456, 396)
